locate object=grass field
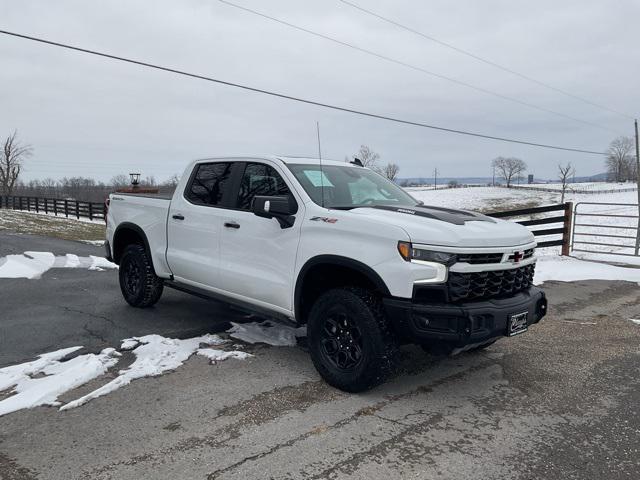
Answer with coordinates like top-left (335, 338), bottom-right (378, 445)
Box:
top-left (0, 210), bottom-right (105, 242)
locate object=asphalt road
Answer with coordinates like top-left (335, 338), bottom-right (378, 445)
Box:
top-left (1, 232), bottom-right (639, 479)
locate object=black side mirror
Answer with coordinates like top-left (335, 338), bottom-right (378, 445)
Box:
top-left (252, 195), bottom-right (296, 228)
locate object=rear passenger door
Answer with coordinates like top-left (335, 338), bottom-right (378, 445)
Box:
top-left (218, 161), bottom-right (303, 314)
top-left (166, 161), bottom-right (239, 289)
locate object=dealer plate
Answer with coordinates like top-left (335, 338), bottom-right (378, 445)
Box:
top-left (507, 311), bottom-right (529, 336)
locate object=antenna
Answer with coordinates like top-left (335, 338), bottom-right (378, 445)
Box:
top-left (316, 121), bottom-right (325, 208)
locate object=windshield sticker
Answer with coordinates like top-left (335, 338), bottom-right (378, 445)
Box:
top-left (304, 170), bottom-right (334, 187)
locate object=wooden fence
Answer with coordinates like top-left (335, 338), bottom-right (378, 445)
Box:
top-left (488, 202), bottom-right (572, 254)
top-left (0, 195), bottom-right (107, 222)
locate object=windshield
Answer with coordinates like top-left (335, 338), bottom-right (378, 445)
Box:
top-left (287, 163), bottom-right (418, 209)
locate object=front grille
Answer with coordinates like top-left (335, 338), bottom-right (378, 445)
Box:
top-left (456, 252), bottom-right (504, 264)
top-left (447, 264), bottom-right (535, 302)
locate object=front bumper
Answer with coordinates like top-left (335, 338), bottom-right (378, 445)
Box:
top-left (383, 286), bottom-right (547, 347)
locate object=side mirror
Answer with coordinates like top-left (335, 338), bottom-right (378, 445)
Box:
top-left (252, 195), bottom-right (296, 228)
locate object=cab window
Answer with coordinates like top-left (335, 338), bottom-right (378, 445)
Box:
top-left (236, 163), bottom-right (294, 210)
top-left (186, 162), bottom-right (233, 206)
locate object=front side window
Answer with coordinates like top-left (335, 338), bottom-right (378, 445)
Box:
top-left (287, 164), bottom-right (417, 209)
top-left (236, 163), bottom-right (292, 210)
top-left (186, 162), bottom-right (233, 206)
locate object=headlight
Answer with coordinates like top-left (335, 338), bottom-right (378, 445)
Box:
top-left (397, 242), bottom-right (457, 266)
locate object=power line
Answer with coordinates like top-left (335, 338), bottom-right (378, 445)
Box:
top-left (338, 0), bottom-right (634, 120)
top-left (218, 0), bottom-right (618, 133)
top-left (0, 29), bottom-right (607, 156)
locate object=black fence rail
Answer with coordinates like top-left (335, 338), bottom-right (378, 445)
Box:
top-left (0, 195), bottom-right (107, 222)
top-left (488, 203), bottom-right (572, 254)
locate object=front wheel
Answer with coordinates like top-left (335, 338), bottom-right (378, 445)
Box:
top-left (119, 244), bottom-right (164, 308)
top-left (307, 287), bottom-right (398, 393)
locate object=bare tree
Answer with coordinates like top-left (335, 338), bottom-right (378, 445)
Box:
top-left (492, 157), bottom-right (527, 187)
top-left (558, 162), bottom-right (575, 203)
top-left (162, 174), bottom-right (181, 188)
top-left (109, 174), bottom-right (130, 188)
top-left (605, 136), bottom-right (634, 182)
top-left (1, 131), bottom-right (33, 195)
top-left (354, 145), bottom-right (380, 169)
top-left (382, 163), bottom-right (400, 182)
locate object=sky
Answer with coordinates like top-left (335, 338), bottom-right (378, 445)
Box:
top-left (1, 0), bottom-right (638, 183)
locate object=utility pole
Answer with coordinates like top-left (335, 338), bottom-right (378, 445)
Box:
top-left (492, 165), bottom-right (495, 187)
top-left (634, 119), bottom-right (640, 255)
top-left (433, 167), bottom-right (438, 190)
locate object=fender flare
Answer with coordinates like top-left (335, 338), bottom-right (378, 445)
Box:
top-left (294, 254), bottom-right (391, 318)
top-left (112, 222), bottom-right (152, 264)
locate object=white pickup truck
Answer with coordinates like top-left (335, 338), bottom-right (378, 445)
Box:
top-left (105, 155), bottom-right (547, 392)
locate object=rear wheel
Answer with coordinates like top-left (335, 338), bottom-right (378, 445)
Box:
top-left (307, 287), bottom-right (398, 392)
top-left (119, 244), bottom-right (163, 308)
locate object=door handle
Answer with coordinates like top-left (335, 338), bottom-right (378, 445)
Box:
top-left (172, 214), bottom-right (185, 220)
top-left (224, 222), bottom-right (240, 229)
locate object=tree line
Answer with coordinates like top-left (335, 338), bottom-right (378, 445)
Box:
top-left (3, 129), bottom-right (637, 204)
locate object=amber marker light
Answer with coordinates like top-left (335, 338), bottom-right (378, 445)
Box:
top-left (397, 241), bottom-right (412, 261)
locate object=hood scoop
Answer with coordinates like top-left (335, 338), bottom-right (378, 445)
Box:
top-left (371, 205), bottom-right (495, 225)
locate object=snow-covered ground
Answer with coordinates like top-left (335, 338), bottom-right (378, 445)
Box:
top-left (0, 252), bottom-right (117, 279)
top-left (514, 182), bottom-right (636, 192)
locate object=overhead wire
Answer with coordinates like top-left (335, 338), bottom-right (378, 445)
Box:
top-left (0, 29), bottom-right (607, 155)
top-left (218, 0), bottom-right (619, 133)
top-left (337, 0), bottom-right (634, 120)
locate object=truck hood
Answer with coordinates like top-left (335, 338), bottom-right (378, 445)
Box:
top-left (348, 205), bottom-right (534, 248)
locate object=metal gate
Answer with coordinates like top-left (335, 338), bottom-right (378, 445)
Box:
top-left (571, 202), bottom-right (640, 257)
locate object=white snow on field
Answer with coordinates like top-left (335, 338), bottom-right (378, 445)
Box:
top-left (0, 251), bottom-right (117, 279)
top-left (0, 333), bottom-right (252, 416)
top-left (534, 255), bottom-right (640, 285)
top-left (629, 319), bottom-right (640, 325)
top-left (0, 347), bottom-right (120, 416)
top-left (514, 182), bottom-right (636, 192)
top-left (227, 321), bottom-right (307, 347)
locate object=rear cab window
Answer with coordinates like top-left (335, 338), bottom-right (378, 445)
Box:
top-left (185, 162), bottom-right (234, 206)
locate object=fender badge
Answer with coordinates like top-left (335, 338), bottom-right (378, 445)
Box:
top-left (310, 216), bottom-right (338, 224)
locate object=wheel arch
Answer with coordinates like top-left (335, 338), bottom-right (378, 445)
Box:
top-left (294, 255), bottom-right (391, 324)
top-left (112, 222), bottom-right (152, 265)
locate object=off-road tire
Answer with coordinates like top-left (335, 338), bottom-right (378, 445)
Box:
top-left (119, 244), bottom-right (164, 308)
top-left (307, 287), bottom-right (399, 393)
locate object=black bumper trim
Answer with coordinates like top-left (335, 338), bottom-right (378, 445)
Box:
top-left (383, 286), bottom-right (547, 346)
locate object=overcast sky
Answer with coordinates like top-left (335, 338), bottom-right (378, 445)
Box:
top-left (2, 0), bottom-right (638, 182)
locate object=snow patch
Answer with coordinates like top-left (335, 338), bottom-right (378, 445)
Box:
top-left (0, 251), bottom-right (117, 279)
top-left (0, 251), bottom-right (55, 279)
top-left (629, 319), bottom-right (640, 325)
top-left (0, 333), bottom-right (253, 416)
top-left (534, 256), bottom-right (640, 285)
top-left (227, 321), bottom-right (307, 347)
top-left (197, 348), bottom-right (253, 362)
top-left (60, 334), bottom-right (228, 411)
top-left (0, 347), bottom-right (119, 416)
